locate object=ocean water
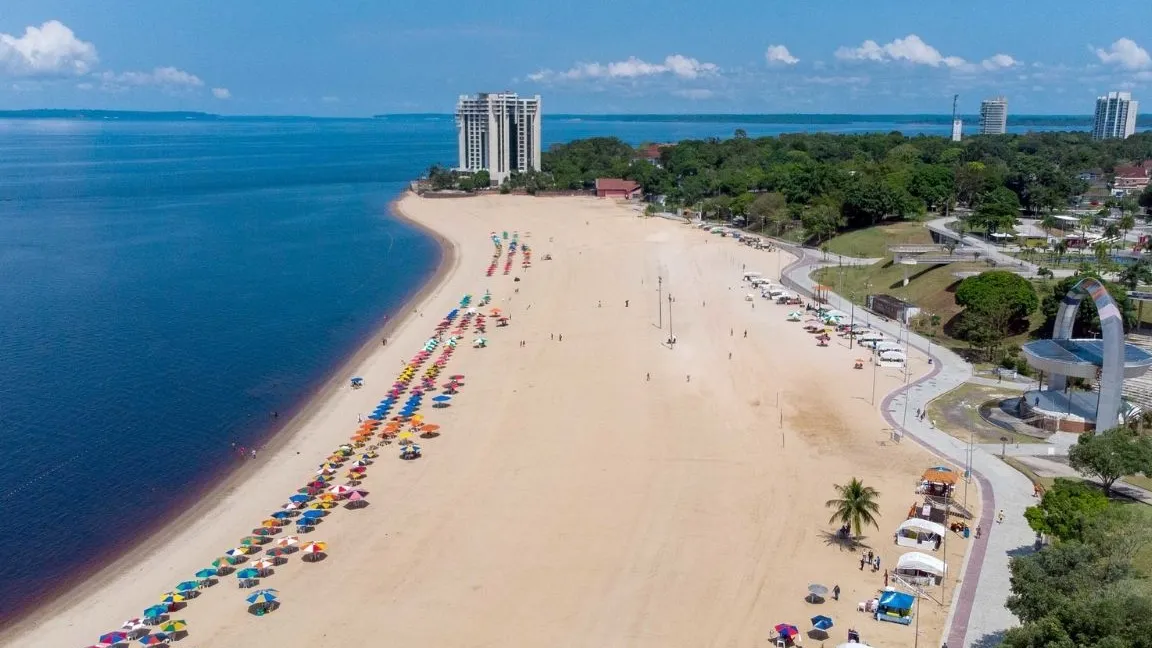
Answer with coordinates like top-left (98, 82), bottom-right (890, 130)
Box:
top-left (0, 113), bottom-right (1083, 623)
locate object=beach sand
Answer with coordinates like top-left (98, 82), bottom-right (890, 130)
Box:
top-left (9, 194), bottom-right (977, 648)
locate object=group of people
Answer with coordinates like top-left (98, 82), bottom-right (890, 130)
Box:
top-left (859, 549), bottom-right (881, 573)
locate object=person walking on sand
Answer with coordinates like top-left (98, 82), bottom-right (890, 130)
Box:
top-left (832, 584), bottom-right (840, 601)
top-left (646, 372), bottom-right (650, 382)
top-left (559, 334), bottom-right (563, 342)
top-left (625, 300), bottom-right (629, 308)
top-left (743, 329), bottom-right (747, 338)
top-left (883, 569), bottom-right (888, 586)
top-left (551, 333), bottom-right (554, 340)
top-left (874, 556), bottom-right (881, 572)
top-left (357, 413), bottom-right (363, 423)
top-left (859, 553), bottom-right (865, 570)
top-left (686, 375), bottom-right (691, 383)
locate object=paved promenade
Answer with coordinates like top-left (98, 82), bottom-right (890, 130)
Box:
top-left (777, 242), bottom-right (1037, 648)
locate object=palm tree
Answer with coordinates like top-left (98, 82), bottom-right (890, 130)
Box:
top-left (825, 478), bottom-right (881, 540)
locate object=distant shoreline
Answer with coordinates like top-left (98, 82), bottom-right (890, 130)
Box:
top-left (2, 109), bottom-right (1146, 128)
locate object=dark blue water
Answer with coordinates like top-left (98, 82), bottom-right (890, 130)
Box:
top-left (0, 114), bottom-right (1084, 623)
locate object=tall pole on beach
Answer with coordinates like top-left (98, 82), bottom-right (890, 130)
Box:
top-left (668, 293), bottom-right (674, 339)
top-left (658, 276), bottom-right (663, 329)
top-left (871, 357), bottom-right (878, 406)
top-left (849, 298), bottom-right (855, 350)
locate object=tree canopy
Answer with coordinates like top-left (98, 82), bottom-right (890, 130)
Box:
top-left (953, 271), bottom-right (1039, 358)
top-left (1067, 426), bottom-right (1152, 495)
top-left (1023, 478), bottom-right (1110, 542)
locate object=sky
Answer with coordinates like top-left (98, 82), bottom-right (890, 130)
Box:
top-left (1, 0), bottom-right (1151, 116)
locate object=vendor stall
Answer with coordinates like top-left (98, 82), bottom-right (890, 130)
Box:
top-left (874, 590), bottom-right (915, 625)
top-left (895, 518), bottom-right (948, 550)
top-left (895, 551), bottom-right (946, 586)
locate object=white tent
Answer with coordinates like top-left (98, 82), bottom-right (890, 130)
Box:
top-left (879, 350), bottom-right (907, 362)
top-left (897, 551), bottom-right (946, 576)
top-left (897, 518), bottom-right (948, 537)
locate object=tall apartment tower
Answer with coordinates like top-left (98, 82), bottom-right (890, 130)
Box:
top-left (1092, 91), bottom-right (1138, 140)
top-left (455, 92), bottom-right (542, 186)
top-left (980, 97), bottom-right (1008, 135)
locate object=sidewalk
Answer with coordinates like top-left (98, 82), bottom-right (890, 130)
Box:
top-left (777, 243), bottom-right (1036, 648)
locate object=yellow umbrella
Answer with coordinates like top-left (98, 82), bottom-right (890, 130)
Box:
top-left (319, 493), bottom-right (337, 502)
top-left (310, 501), bottom-right (335, 510)
top-left (160, 592), bottom-right (186, 604)
top-left (301, 541), bottom-right (328, 554)
top-left (397, 432), bottom-right (414, 441)
top-left (159, 619), bottom-right (188, 634)
top-left (260, 519), bottom-right (280, 528)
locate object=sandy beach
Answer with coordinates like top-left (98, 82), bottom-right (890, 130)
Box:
top-left (9, 194), bottom-right (977, 648)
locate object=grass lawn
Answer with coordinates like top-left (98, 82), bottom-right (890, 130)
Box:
top-left (822, 221), bottom-right (934, 258)
top-left (812, 258), bottom-right (1049, 358)
top-left (924, 382), bottom-right (1048, 445)
top-left (1003, 456), bottom-right (1057, 491)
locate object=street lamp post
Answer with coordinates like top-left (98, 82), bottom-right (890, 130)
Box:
top-left (657, 276), bottom-right (664, 329)
top-left (668, 293), bottom-right (674, 340)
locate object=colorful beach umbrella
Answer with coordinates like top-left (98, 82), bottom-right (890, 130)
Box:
top-left (774, 624), bottom-right (800, 639)
top-left (300, 541), bottom-right (327, 555)
top-left (159, 592), bottom-right (185, 604)
top-left (236, 568), bottom-right (260, 579)
top-left (139, 633), bottom-right (169, 646)
top-left (158, 620), bottom-right (187, 634)
top-left (275, 535), bottom-right (300, 547)
top-left (251, 559), bottom-right (275, 571)
top-left (142, 605), bottom-right (169, 619)
top-left (301, 509), bottom-right (325, 519)
top-left (194, 569), bottom-right (217, 579)
top-left (174, 581), bottom-right (199, 592)
top-left (288, 494), bottom-right (309, 503)
top-left (811, 615), bottom-right (834, 631)
top-left (98, 631), bottom-right (129, 645)
top-left (246, 589), bottom-right (279, 605)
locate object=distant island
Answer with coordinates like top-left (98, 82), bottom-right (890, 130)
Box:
top-left (0, 109), bottom-right (221, 121)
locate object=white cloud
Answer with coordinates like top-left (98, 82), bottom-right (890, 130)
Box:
top-left (0, 20), bottom-right (98, 76)
top-left (1094, 38), bottom-right (1151, 70)
top-left (672, 88), bottom-right (714, 99)
top-left (212, 87), bottom-right (231, 99)
top-left (981, 54), bottom-right (1019, 70)
top-left (528, 54), bottom-right (719, 82)
top-left (765, 45), bottom-right (799, 66)
top-left (835, 34), bottom-right (965, 68)
top-left (99, 66), bottom-right (204, 90)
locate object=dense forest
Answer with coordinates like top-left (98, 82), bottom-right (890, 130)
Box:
top-left (440, 130), bottom-right (1152, 244)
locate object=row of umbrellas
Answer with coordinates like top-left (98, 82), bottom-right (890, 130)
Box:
top-left (88, 297), bottom-right (488, 646)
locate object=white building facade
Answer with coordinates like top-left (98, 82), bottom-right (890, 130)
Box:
top-left (979, 97), bottom-right (1008, 135)
top-left (950, 119), bottom-right (963, 142)
top-left (455, 92), bottom-right (542, 186)
top-left (1092, 91), bottom-right (1138, 140)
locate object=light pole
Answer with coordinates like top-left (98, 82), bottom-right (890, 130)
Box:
top-left (871, 356), bottom-right (878, 406)
top-left (668, 293), bottom-right (674, 340)
top-left (658, 276), bottom-right (663, 329)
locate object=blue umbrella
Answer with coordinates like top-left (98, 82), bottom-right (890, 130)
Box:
top-left (270, 511), bottom-right (291, 520)
top-left (432, 395), bottom-right (451, 402)
top-left (811, 615), bottom-right (834, 631)
top-left (236, 568), bottom-right (260, 579)
top-left (174, 580), bottom-right (200, 592)
top-left (301, 509), bottom-right (325, 519)
top-left (247, 589), bottom-right (279, 605)
top-left (143, 604), bottom-right (169, 619)
top-left (295, 518), bottom-right (313, 526)
top-left (288, 494), bottom-right (309, 503)
top-left (194, 568), bottom-right (218, 579)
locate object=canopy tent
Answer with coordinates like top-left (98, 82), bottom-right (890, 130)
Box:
top-left (921, 468), bottom-right (958, 485)
top-left (896, 551), bottom-right (946, 576)
top-left (897, 517), bottom-right (948, 537)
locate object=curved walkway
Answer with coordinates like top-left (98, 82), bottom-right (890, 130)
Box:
top-left (777, 242), bottom-right (1035, 648)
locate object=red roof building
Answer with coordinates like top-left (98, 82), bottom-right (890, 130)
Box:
top-left (595, 178), bottom-right (642, 199)
top-left (1114, 162), bottom-right (1151, 193)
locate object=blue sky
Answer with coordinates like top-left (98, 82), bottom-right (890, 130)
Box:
top-left (1, 0), bottom-right (1150, 116)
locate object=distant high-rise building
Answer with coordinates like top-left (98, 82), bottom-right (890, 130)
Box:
top-left (1092, 91), bottom-right (1138, 140)
top-left (455, 92), bottom-right (542, 186)
top-left (980, 97), bottom-right (1008, 135)
top-left (951, 119), bottom-right (963, 142)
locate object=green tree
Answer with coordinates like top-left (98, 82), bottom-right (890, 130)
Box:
top-left (1119, 259), bottom-right (1152, 290)
top-left (825, 478), bottom-right (881, 540)
top-left (1067, 426), bottom-right (1152, 496)
top-left (801, 204), bottom-right (845, 243)
top-left (1023, 478), bottom-right (1110, 542)
top-left (907, 164), bottom-right (955, 211)
top-left (747, 192), bottom-right (787, 233)
top-left (473, 169), bottom-right (491, 188)
top-left (1140, 185), bottom-right (1152, 216)
top-left (970, 186), bottom-right (1021, 235)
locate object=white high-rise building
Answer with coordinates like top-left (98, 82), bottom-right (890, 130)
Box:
top-left (1092, 91), bottom-right (1138, 140)
top-left (980, 97), bottom-right (1008, 135)
top-left (951, 119), bottom-right (963, 142)
top-left (455, 92), bottom-right (542, 186)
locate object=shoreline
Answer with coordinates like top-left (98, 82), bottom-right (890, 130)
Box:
top-left (0, 189), bottom-right (456, 640)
